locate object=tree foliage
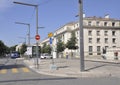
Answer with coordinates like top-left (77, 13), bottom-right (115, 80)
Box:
top-left (9, 45), bottom-right (17, 52)
top-left (41, 43), bottom-right (47, 53)
top-left (19, 44), bottom-right (27, 54)
top-left (41, 43), bottom-right (51, 54)
top-left (0, 40), bottom-right (9, 56)
top-left (66, 31), bottom-right (78, 50)
top-left (57, 39), bottom-right (65, 53)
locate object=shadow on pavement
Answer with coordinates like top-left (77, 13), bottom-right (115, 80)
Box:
top-left (85, 60), bottom-right (120, 64)
top-left (57, 66), bottom-right (69, 69)
top-left (0, 77), bottom-right (77, 83)
top-left (85, 60), bottom-right (120, 71)
top-left (85, 64), bottom-right (107, 71)
top-left (0, 64), bottom-right (25, 69)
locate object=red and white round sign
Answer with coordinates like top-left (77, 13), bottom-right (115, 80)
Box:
top-left (35, 34), bottom-right (40, 40)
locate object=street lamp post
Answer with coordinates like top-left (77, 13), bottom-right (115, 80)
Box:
top-left (78, 0), bottom-right (85, 71)
top-left (14, 1), bottom-right (39, 69)
top-left (15, 22), bottom-right (30, 46)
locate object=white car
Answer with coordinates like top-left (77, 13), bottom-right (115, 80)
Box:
top-left (41, 53), bottom-right (52, 59)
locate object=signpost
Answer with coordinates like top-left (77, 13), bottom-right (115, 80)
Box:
top-left (48, 32), bottom-right (57, 70)
top-left (48, 32), bottom-right (53, 45)
top-left (35, 34), bottom-right (40, 69)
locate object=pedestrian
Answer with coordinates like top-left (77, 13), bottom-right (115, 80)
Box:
top-left (66, 52), bottom-right (68, 59)
top-left (102, 48), bottom-right (106, 59)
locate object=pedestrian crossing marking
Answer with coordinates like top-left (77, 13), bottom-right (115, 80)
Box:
top-left (0, 67), bottom-right (30, 74)
top-left (0, 69), bottom-right (7, 74)
top-left (22, 67), bottom-right (30, 72)
top-left (12, 68), bottom-right (18, 73)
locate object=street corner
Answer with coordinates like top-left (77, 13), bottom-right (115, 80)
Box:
top-left (80, 71), bottom-right (112, 78)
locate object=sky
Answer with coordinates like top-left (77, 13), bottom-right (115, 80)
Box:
top-left (0, 0), bottom-right (120, 47)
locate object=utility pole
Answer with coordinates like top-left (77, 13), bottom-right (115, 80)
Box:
top-left (14, 1), bottom-right (39, 69)
top-left (15, 22), bottom-right (30, 46)
top-left (78, 0), bottom-right (85, 71)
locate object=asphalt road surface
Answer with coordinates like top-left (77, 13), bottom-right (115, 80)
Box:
top-left (0, 58), bottom-right (120, 85)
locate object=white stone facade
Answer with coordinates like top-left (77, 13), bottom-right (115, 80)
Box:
top-left (40, 15), bottom-right (120, 58)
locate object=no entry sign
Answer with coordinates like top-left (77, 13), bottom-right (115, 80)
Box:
top-left (35, 34), bottom-right (40, 40)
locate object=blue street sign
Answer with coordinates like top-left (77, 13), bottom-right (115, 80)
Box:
top-left (49, 38), bottom-right (52, 44)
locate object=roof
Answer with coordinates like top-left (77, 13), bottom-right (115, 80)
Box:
top-left (84, 16), bottom-right (120, 21)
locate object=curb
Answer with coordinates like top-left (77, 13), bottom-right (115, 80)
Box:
top-left (23, 59), bottom-right (120, 78)
top-left (24, 60), bottom-right (111, 78)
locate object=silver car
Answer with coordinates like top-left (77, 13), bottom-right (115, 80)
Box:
top-left (41, 53), bottom-right (52, 59)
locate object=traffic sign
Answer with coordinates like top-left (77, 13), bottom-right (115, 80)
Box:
top-left (35, 34), bottom-right (40, 40)
top-left (49, 37), bottom-right (52, 44)
top-left (48, 32), bottom-right (53, 38)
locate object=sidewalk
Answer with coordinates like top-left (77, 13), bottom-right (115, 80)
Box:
top-left (24, 57), bottom-right (120, 78)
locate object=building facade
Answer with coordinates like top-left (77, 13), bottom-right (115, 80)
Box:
top-left (40, 15), bottom-right (120, 58)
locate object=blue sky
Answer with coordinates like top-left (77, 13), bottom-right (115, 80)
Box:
top-left (0, 0), bottom-right (120, 47)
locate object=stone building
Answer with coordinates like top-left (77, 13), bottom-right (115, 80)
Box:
top-left (40, 14), bottom-right (120, 58)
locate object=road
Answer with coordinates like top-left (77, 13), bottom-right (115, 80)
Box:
top-left (0, 58), bottom-right (120, 85)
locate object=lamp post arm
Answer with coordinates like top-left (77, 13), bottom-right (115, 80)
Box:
top-left (13, 1), bottom-right (37, 7)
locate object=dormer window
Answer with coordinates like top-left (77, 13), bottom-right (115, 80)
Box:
top-left (96, 21), bottom-right (99, 26)
top-left (112, 22), bottom-right (115, 27)
top-left (104, 22), bottom-right (107, 26)
top-left (88, 21), bottom-right (91, 26)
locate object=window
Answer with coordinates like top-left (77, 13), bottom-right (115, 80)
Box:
top-left (88, 21), bottom-right (91, 26)
top-left (97, 46), bottom-right (101, 55)
top-left (105, 46), bottom-right (108, 50)
top-left (112, 31), bottom-right (116, 36)
top-left (88, 38), bottom-right (92, 43)
top-left (89, 46), bottom-right (93, 55)
top-left (104, 31), bottom-right (108, 36)
top-left (105, 38), bottom-right (108, 43)
top-left (104, 22), bottom-right (107, 26)
top-left (88, 30), bottom-right (92, 36)
top-left (76, 31), bottom-right (79, 37)
top-left (96, 31), bottom-right (100, 36)
top-left (97, 38), bottom-right (100, 43)
top-left (62, 34), bottom-right (64, 41)
top-left (96, 21), bottom-right (99, 26)
top-left (112, 38), bottom-right (116, 44)
top-left (112, 22), bottom-right (115, 27)
top-left (113, 46), bottom-right (116, 48)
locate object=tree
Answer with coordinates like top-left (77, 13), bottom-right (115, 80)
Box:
top-left (0, 40), bottom-right (9, 57)
top-left (9, 45), bottom-right (17, 52)
top-left (19, 44), bottom-right (27, 55)
top-left (66, 31), bottom-right (78, 49)
top-left (57, 39), bottom-right (65, 53)
top-left (41, 43), bottom-right (51, 54)
top-left (66, 31), bottom-right (78, 57)
top-left (41, 43), bottom-right (47, 53)
top-left (45, 45), bottom-right (51, 54)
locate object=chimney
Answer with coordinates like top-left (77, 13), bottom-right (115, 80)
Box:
top-left (105, 14), bottom-right (110, 19)
top-left (83, 13), bottom-right (85, 18)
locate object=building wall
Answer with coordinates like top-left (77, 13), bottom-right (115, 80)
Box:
top-left (40, 16), bottom-right (120, 58)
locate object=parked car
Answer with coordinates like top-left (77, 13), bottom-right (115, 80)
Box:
top-left (10, 51), bottom-right (20, 59)
top-left (41, 53), bottom-right (52, 59)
